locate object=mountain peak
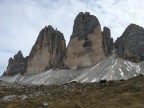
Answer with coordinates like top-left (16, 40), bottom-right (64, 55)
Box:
top-left (115, 23), bottom-right (144, 62)
top-left (71, 11), bottom-right (100, 39)
top-left (4, 51), bottom-right (27, 76)
top-left (25, 25), bottom-right (66, 75)
top-left (64, 12), bottom-right (112, 69)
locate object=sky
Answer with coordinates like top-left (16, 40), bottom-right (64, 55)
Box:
top-left (0, 0), bottom-right (144, 76)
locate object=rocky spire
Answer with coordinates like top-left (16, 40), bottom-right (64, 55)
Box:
top-left (71, 12), bottom-right (100, 40)
top-left (102, 27), bottom-right (113, 56)
top-left (4, 51), bottom-right (27, 76)
top-left (115, 24), bottom-right (144, 62)
top-left (25, 25), bottom-right (66, 75)
top-left (64, 12), bottom-right (106, 69)
top-left (3, 12), bottom-right (115, 76)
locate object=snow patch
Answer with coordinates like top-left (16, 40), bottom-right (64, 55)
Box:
top-left (119, 68), bottom-right (124, 77)
top-left (124, 61), bottom-right (132, 69)
top-left (40, 70), bottom-right (52, 78)
top-left (91, 62), bottom-right (101, 70)
top-left (76, 73), bottom-right (88, 80)
top-left (124, 62), bottom-right (127, 65)
top-left (102, 75), bottom-right (107, 80)
top-left (136, 66), bottom-right (140, 73)
top-left (126, 68), bottom-right (130, 71)
top-left (112, 59), bottom-right (117, 68)
top-left (82, 78), bottom-right (89, 83)
top-left (19, 76), bottom-right (24, 81)
top-left (127, 61), bottom-right (134, 67)
top-left (91, 78), bottom-right (97, 82)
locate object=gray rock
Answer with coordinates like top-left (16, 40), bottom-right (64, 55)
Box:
top-left (1, 95), bottom-right (16, 102)
top-left (115, 24), bottom-right (144, 62)
top-left (42, 102), bottom-right (48, 107)
top-left (4, 51), bottom-right (27, 76)
top-left (102, 27), bottom-right (113, 56)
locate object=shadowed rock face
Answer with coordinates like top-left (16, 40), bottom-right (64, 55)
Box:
top-left (25, 26), bottom-right (66, 75)
top-left (102, 27), bottom-right (113, 56)
top-left (4, 51), bottom-right (27, 76)
top-left (115, 24), bottom-right (144, 62)
top-left (64, 12), bottom-right (106, 69)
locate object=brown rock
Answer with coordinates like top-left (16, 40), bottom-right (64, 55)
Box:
top-left (4, 51), bottom-right (27, 76)
top-left (25, 25), bottom-right (66, 75)
top-left (64, 12), bottom-right (105, 69)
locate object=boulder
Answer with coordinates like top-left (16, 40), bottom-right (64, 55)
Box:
top-left (25, 25), bottom-right (66, 75)
top-left (115, 24), bottom-right (144, 62)
top-left (42, 102), bottom-right (48, 107)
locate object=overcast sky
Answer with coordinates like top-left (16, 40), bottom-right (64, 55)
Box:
top-left (0, 0), bottom-right (144, 76)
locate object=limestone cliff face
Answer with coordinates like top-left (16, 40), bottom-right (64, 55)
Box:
top-left (3, 12), bottom-right (114, 76)
top-left (115, 24), bottom-right (144, 62)
top-left (64, 12), bottom-right (106, 69)
top-left (4, 51), bottom-right (27, 76)
top-left (102, 27), bottom-right (113, 56)
top-left (25, 26), bottom-right (66, 75)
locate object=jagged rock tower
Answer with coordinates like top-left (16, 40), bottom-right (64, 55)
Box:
top-left (4, 12), bottom-right (113, 76)
top-left (115, 24), bottom-right (144, 62)
top-left (102, 27), bottom-right (113, 56)
top-left (64, 12), bottom-right (113, 69)
top-left (4, 51), bottom-right (27, 76)
top-left (25, 26), bottom-right (66, 75)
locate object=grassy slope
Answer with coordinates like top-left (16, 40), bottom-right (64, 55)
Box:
top-left (0, 75), bottom-right (144, 108)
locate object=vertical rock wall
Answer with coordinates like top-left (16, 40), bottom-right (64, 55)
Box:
top-left (25, 26), bottom-right (66, 75)
top-left (102, 27), bottom-right (113, 56)
top-left (64, 12), bottom-right (106, 69)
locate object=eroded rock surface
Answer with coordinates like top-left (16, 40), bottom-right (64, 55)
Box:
top-left (26, 26), bottom-right (66, 75)
top-left (64, 12), bottom-right (106, 69)
top-left (3, 12), bottom-right (114, 76)
top-left (115, 24), bottom-right (144, 62)
top-left (4, 51), bottom-right (27, 76)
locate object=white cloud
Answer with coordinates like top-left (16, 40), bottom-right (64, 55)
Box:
top-left (0, 0), bottom-right (144, 75)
